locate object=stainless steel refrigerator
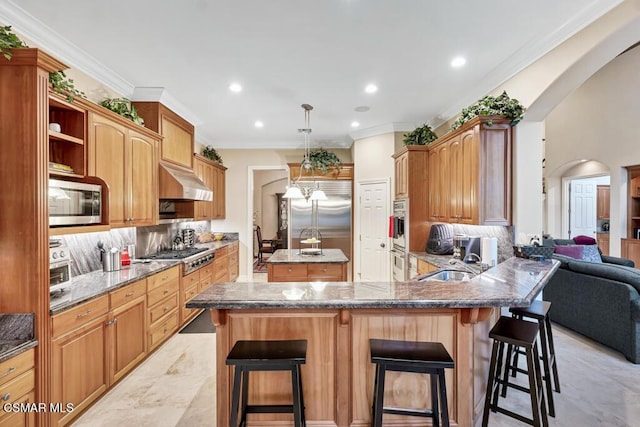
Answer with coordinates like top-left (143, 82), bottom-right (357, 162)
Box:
top-left (290, 180), bottom-right (352, 279)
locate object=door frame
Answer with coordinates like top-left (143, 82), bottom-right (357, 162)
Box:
top-left (561, 173), bottom-right (610, 238)
top-left (247, 165), bottom-right (289, 281)
top-left (354, 177), bottom-right (391, 282)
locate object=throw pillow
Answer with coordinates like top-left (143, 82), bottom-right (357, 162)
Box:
top-left (573, 235), bottom-right (597, 245)
top-left (580, 245), bottom-right (603, 263)
top-left (554, 245), bottom-right (583, 259)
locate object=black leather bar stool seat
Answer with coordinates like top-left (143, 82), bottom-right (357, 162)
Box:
top-left (482, 316), bottom-right (548, 427)
top-left (370, 338), bottom-right (454, 427)
top-left (226, 339), bottom-right (307, 427)
top-left (509, 300), bottom-right (561, 417)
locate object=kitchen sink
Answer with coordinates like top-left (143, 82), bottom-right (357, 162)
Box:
top-left (418, 270), bottom-right (473, 282)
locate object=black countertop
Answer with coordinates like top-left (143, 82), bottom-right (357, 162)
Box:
top-left (0, 313), bottom-right (37, 363)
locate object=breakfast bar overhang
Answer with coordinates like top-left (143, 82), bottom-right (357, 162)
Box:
top-left (187, 257), bottom-right (559, 426)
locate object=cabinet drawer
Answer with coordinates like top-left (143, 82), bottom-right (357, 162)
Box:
top-left (147, 266), bottom-right (180, 291)
top-left (148, 293), bottom-right (178, 325)
top-left (183, 283), bottom-right (199, 303)
top-left (271, 264), bottom-right (308, 281)
top-left (199, 274), bottom-right (213, 292)
top-left (307, 263), bottom-right (343, 279)
top-left (199, 263), bottom-right (214, 278)
top-left (183, 270), bottom-right (200, 289)
top-left (215, 246), bottom-right (228, 258)
top-left (229, 242), bottom-right (238, 253)
top-left (147, 278), bottom-right (179, 307)
top-left (0, 349), bottom-right (33, 387)
top-left (52, 295), bottom-right (109, 337)
top-left (110, 279), bottom-right (147, 309)
top-left (0, 369), bottom-right (34, 407)
top-left (149, 311), bottom-right (178, 349)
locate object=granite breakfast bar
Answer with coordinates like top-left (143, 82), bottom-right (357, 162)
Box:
top-left (187, 257), bottom-right (560, 427)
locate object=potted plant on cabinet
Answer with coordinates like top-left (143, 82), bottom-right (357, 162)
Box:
top-left (202, 145), bottom-right (223, 165)
top-left (307, 148), bottom-right (341, 174)
top-left (403, 123), bottom-right (438, 146)
top-left (0, 25), bottom-right (27, 60)
top-left (100, 98), bottom-right (144, 125)
top-left (450, 91), bottom-right (525, 130)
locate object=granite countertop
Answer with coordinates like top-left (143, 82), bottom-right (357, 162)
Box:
top-left (188, 257), bottom-right (560, 310)
top-left (0, 313), bottom-right (37, 363)
top-left (267, 248), bottom-right (349, 264)
top-left (51, 239), bottom-right (240, 315)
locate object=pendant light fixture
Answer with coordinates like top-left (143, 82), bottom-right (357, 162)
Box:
top-left (283, 104), bottom-right (328, 201)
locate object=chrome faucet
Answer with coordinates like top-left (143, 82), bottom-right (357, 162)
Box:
top-left (448, 254), bottom-right (487, 276)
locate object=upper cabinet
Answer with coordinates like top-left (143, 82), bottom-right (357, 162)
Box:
top-left (427, 116), bottom-right (512, 226)
top-left (597, 185), bottom-right (610, 220)
top-left (193, 155), bottom-right (226, 220)
top-left (131, 102), bottom-right (194, 170)
top-left (87, 110), bottom-right (159, 228)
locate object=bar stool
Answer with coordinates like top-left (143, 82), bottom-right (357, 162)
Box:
top-left (482, 316), bottom-right (548, 427)
top-left (370, 338), bottom-right (454, 427)
top-left (508, 300), bottom-right (561, 417)
top-left (226, 339), bottom-right (307, 427)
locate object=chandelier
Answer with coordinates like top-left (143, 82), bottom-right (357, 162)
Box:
top-left (283, 104), bottom-right (327, 200)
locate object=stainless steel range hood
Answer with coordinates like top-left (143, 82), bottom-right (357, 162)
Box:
top-left (159, 162), bottom-right (213, 201)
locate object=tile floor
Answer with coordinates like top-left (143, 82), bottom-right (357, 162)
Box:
top-left (73, 280), bottom-right (640, 426)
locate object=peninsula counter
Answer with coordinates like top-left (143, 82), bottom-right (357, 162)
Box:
top-left (188, 257), bottom-right (559, 426)
top-left (266, 248), bottom-right (348, 282)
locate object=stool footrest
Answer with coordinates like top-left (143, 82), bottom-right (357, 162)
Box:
top-left (246, 404), bottom-right (294, 414)
top-left (491, 405), bottom-right (537, 426)
top-left (383, 406), bottom-right (434, 418)
top-left (495, 379), bottom-right (532, 395)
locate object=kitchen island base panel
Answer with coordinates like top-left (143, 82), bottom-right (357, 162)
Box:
top-left (210, 307), bottom-right (497, 427)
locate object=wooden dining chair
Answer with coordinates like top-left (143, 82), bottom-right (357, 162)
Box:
top-left (256, 225), bottom-right (276, 263)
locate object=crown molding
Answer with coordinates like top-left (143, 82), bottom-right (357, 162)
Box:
top-left (0, 1), bottom-right (134, 96)
top-left (349, 122), bottom-right (415, 141)
top-left (132, 87), bottom-right (203, 126)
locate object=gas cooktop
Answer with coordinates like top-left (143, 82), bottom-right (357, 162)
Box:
top-left (140, 247), bottom-right (207, 260)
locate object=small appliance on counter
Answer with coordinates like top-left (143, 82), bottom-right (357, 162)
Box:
top-left (425, 223), bottom-right (454, 255)
top-left (452, 235), bottom-right (481, 262)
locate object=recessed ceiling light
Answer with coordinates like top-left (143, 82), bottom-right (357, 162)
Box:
top-left (254, 120), bottom-right (264, 128)
top-left (229, 83), bottom-right (242, 93)
top-left (451, 56), bottom-right (466, 68)
top-left (354, 106), bottom-right (370, 112)
top-left (364, 84), bottom-right (378, 94)
top-left (351, 121), bottom-right (360, 128)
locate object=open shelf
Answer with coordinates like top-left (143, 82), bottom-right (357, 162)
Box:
top-left (49, 130), bottom-right (84, 145)
top-left (49, 93), bottom-right (86, 176)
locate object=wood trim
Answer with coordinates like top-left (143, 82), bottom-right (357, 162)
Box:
top-left (210, 309), bottom-right (227, 326)
top-left (288, 162), bottom-right (354, 180)
top-left (194, 154), bottom-right (228, 170)
top-left (3, 48), bottom-right (68, 72)
top-left (461, 307), bottom-right (494, 325)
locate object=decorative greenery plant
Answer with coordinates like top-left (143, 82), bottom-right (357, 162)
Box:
top-left (100, 98), bottom-right (144, 125)
top-left (450, 91), bottom-right (525, 130)
top-left (49, 71), bottom-right (86, 102)
top-left (202, 145), bottom-right (223, 164)
top-left (307, 148), bottom-right (342, 174)
top-left (0, 25), bottom-right (27, 60)
top-left (403, 123), bottom-right (438, 146)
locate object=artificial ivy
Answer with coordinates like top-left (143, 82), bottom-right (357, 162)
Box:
top-left (202, 145), bottom-right (223, 164)
top-left (403, 123), bottom-right (437, 146)
top-left (100, 98), bottom-right (144, 125)
top-left (450, 91), bottom-right (525, 130)
top-left (307, 148), bottom-right (341, 174)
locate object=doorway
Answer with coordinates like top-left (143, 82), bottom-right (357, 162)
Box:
top-left (564, 175), bottom-right (610, 239)
top-left (247, 166), bottom-right (288, 281)
top-left (355, 179), bottom-right (390, 281)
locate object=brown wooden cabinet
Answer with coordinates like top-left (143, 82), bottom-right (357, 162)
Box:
top-left (623, 166), bottom-right (640, 266)
top-left (228, 242), bottom-right (239, 281)
top-left (131, 102), bottom-right (194, 170)
top-left (48, 94), bottom-right (86, 178)
top-left (392, 146), bottom-right (430, 251)
top-left (428, 115), bottom-right (512, 226)
top-left (597, 233), bottom-right (610, 256)
top-left (88, 111), bottom-right (159, 227)
top-left (417, 259), bottom-right (439, 275)
top-left (214, 246), bottom-right (230, 283)
top-left (0, 349), bottom-right (35, 427)
top-left (212, 163), bottom-right (227, 219)
top-left (268, 262), bottom-right (347, 282)
top-left (597, 185), bottom-right (610, 220)
top-left (51, 296), bottom-right (110, 426)
top-left (193, 155), bottom-right (227, 220)
top-left (108, 279), bottom-right (147, 385)
top-left (146, 266), bottom-right (180, 352)
top-left (181, 270), bottom-right (202, 326)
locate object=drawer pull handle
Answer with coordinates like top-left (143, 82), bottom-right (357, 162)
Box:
top-left (125, 291), bottom-right (135, 297)
top-left (164, 307), bottom-right (169, 312)
top-left (288, 268), bottom-right (292, 272)
top-left (76, 309), bottom-right (92, 319)
top-left (0, 367), bottom-right (15, 380)
top-left (2, 393), bottom-right (10, 401)
top-left (163, 290), bottom-right (169, 294)
top-left (105, 318), bottom-right (118, 326)
top-left (322, 268), bottom-right (327, 272)
top-left (163, 327), bottom-right (169, 333)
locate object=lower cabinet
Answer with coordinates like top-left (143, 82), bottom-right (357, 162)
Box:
top-left (268, 263), bottom-right (347, 282)
top-left (228, 242), bottom-right (239, 281)
top-left (147, 266), bottom-right (180, 352)
top-left (214, 246), bottom-right (229, 283)
top-left (597, 233), bottom-right (610, 256)
top-left (0, 349), bottom-right (35, 427)
top-left (621, 238), bottom-right (640, 267)
top-left (181, 270), bottom-right (201, 325)
top-left (417, 259), bottom-right (439, 275)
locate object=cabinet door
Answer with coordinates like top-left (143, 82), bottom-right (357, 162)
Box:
top-left (88, 113), bottom-right (127, 227)
top-left (128, 130), bottom-right (158, 226)
top-left (448, 137), bottom-right (463, 222)
top-left (458, 129), bottom-right (479, 224)
top-left (597, 185), bottom-right (610, 220)
top-left (394, 153), bottom-right (408, 199)
top-left (194, 158), bottom-right (213, 220)
top-left (429, 143), bottom-right (449, 221)
top-left (160, 115), bottom-right (193, 169)
top-left (213, 165), bottom-right (226, 219)
top-left (0, 391), bottom-right (35, 427)
top-left (51, 315), bottom-right (108, 426)
top-left (109, 295), bottom-right (147, 385)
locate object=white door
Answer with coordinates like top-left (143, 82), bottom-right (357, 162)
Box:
top-left (358, 180), bottom-right (389, 281)
top-left (569, 179), bottom-right (597, 238)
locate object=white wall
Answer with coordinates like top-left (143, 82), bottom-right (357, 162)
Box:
top-left (545, 46), bottom-right (640, 255)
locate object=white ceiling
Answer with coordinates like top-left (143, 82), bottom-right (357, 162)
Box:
top-left (0, 0), bottom-right (622, 149)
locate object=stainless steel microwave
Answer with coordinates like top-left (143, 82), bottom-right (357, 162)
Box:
top-left (49, 179), bottom-right (102, 226)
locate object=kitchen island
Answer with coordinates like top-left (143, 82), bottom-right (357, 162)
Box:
top-left (266, 248), bottom-right (348, 282)
top-left (188, 257), bottom-right (559, 426)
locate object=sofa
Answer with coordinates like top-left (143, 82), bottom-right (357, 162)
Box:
top-left (542, 238), bottom-right (640, 363)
